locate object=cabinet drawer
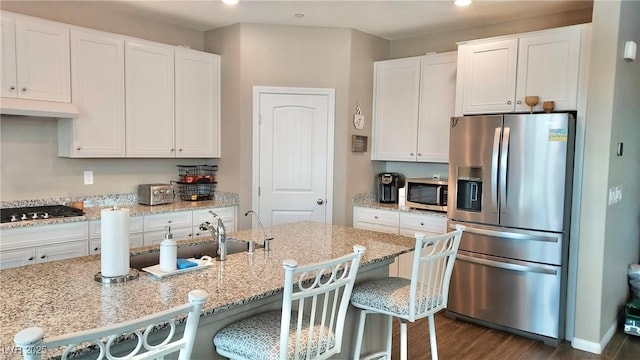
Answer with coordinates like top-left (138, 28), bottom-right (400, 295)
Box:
top-left (36, 240), bottom-right (88, 263)
top-left (89, 216), bottom-right (143, 237)
top-left (89, 233), bottom-right (143, 254)
top-left (193, 206), bottom-right (235, 224)
top-left (143, 211), bottom-right (192, 232)
top-left (400, 212), bottom-right (446, 234)
top-left (353, 207), bottom-right (399, 227)
top-left (0, 248), bottom-right (36, 269)
top-left (1, 222), bottom-right (88, 250)
top-left (143, 226), bottom-right (193, 246)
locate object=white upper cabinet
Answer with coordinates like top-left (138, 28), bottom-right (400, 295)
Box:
top-left (417, 52), bottom-right (457, 163)
top-left (175, 48), bottom-right (221, 158)
top-left (59, 29), bottom-right (125, 157)
top-left (1, 14), bottom-right (70, 102)
top-left (371, 56), bottom-right (421, 162)
top-left (125, 40), bottom-right (175, 157)
top-left (457, 25), bottom-right (583, 115)
top-left (372, 52), bottom-right (456, 163)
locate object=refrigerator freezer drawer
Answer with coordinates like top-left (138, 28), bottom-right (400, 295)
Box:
top-left (449, 221), bottom-right (563, 265)
top-left (447, 251), bottom-right (562, 339)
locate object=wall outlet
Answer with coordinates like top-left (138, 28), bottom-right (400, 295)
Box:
top-left (84, 171), bottom-right (94, 185)
top-left (608, 185), bottom-right (623, 205)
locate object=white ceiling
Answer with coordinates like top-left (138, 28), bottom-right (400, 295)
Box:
top-left (98, 0), bottom-right (593, 40)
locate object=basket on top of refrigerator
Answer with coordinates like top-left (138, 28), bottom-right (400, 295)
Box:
top-left (176, 165), bottom-right (217, 201)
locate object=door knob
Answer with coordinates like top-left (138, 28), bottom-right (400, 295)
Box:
top-left (316, 199), bottom-right (324, 205)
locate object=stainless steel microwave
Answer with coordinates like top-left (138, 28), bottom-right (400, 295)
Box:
top-left (405, 178), bottom-right (448, 212)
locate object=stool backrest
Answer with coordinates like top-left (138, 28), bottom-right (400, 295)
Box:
top-left (280, 245), bottom-right (365, 360)
top-left (14, 289), bottom-right (208, 360)
top-left (408, 225), bottom-right (464, 321)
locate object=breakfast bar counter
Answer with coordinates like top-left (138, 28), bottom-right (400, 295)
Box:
top-left (0, 222), bottom-right (416, 359)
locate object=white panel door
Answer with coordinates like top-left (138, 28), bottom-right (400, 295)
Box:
top-left (515, 27), bottom-right (581, 112)
top-left (0, 14), bottom-right (17, 98)
top-left (256, 88), bottom-right (334, 227)
top-left (14, 17), bottom-right (70, 102)
top-left (125, 40), bottom-right (175, 157)
top-left (175, 48), bottom-right (221, 158)
top-left (462, 39), bottom-right (517, 114)
top-left (67, 29), bottom-right (125, 157)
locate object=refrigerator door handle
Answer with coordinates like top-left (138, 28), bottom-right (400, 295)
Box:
top-left (457, 253), bottom-right (558, 275)
top-left (491, 127), bottom-right (501, 210)
top-left (500, 126), bottom-right (510, 212)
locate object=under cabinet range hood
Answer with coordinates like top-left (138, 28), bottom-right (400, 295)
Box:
top-left (0, 98), bottom-right (79, 118)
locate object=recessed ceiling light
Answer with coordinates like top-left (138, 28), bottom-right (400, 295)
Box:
top-left (455, 0), bottom-right (472, 6)
top-left (222, 0), bottom-right (238, 5)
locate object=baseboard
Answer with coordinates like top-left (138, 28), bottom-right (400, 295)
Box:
top-left (571, 318), bottom-right (617, 354)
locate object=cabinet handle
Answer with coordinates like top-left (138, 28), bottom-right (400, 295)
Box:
top-left (76, 147), bottom-right (81, 151)
top-left (178, 148), bottom-right (183, 152)
top-left (517, 100), bottom-right (522, 104)
top-left (507, 100), bottom-right (512, 105)
top-left (9, 86), bottom-right (15, 91)
top-left (170, 148), bottom-right (175, 152)
top-left (168, 220), bottom-right (172, 223)
top-left (374, 216), bottom-right (378, 219)
top-left (40, 255), bottom-right (46, 259)
top-left (410, 153), bottom-right (414, 156)
top-left (420, 222), bottom-right (424, 226)
top-left (27, 257), bottom-right (34, 261)
top-left (94, 247), bottom-right (100, 251)
top-left (417, 153), bottom-right (422, 156)
top-left (21, 87), bottom-right (27, 92)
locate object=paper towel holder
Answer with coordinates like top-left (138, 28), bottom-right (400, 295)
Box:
top-left (94, 268), bottom-right (139, 284)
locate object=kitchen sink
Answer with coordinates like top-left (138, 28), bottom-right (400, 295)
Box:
top-left (129, 241), bottom-right (249, 270)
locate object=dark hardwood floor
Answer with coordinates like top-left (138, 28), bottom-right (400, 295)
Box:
top-left (388, 312), bottom-right (640, 359)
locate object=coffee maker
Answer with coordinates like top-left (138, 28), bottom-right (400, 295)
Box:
top-left (377, 173), bottom-right (404, 203)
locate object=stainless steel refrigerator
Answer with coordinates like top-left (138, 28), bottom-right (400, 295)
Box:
top-left (446, 113), bottom-right (575, 345)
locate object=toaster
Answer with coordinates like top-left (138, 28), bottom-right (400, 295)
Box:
top-left (138, 184), bottom-right (174, 206)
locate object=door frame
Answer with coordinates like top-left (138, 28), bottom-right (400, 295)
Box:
top-left (252, 86), bottom-right (336, 226)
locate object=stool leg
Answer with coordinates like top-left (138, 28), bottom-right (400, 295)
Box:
top-left (384, 315), bottom-right (392, 359)
top-left (428, 314), bottom-right (438, 360)
top-left (353, 309), bottom-right (368, 359)
top-left (399, 319), bottom-right (408, 360)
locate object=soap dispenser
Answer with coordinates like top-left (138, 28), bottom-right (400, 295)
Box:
top-left (159, 226), bottom-right (177, 272)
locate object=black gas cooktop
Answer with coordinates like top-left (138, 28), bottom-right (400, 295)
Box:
top-left (0, 205), bottom-right (85, 223)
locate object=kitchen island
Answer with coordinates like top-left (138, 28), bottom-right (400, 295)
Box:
top-left (0, 222), bottom-right (416, 359)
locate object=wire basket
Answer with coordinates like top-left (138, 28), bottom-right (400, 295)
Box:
top-left (176, 165), bottom-right (217, 201)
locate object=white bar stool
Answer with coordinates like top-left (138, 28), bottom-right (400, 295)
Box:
top-left (351, 226), bottom-right (464, 360)
top-left (213, 245), bottom-right (366, 359)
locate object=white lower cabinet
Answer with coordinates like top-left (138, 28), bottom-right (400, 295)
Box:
top-left (0, 222), bottom-right (89, 269)
top-left (88, 216), bottom-right (143, 254)
top-left (142, 210), bottom-right (192, 246)
top-left (352, 206), bottom-right (399, 234)
top-left (193, 206), bottom-right (237, 238)
top-left (397, 212), bottom-right (447, 279)
top-left (352, 206), bottom-right (447, 279)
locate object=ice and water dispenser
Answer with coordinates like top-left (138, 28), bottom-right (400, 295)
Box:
top-left (456, 167), bottom-right (482, 212)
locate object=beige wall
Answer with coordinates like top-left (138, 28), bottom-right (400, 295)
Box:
top-left (205, 24), bottom-right (387, 229)
top-left (0, 1), bottom-right (204, 50)
top-left (390, 8), bottom-right (593, 58)
top-left (574, 0), bottom-right (640, 345)
top-left (0, 2), bottom-right (208, 202)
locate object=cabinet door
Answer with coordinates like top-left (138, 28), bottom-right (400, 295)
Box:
top-left (0, 248), bottom-right (36, 269)
top-left (515, 28), bottom-right (581, 112)
top-left (143, 211), bottom-right (192, 232)
top-left (1, 14), bottom-right (17, 98)
top-left (461, 39), bottom-right (517, 114)
top-left (14, 17), bottom-right (70, 102)
top-left (371, 57), bottom-right (421, 161)
top-left (36, 240), bottom-right (88, 263)
top-left (60, 29), bottom-right (125, 157)
top-left (143, 227), bottom-right (193, 246)
top-left (352, 206), bottom-right (399, 234)
top-left (175, 49), bottom-right (221, 158)
top-left (125, 41), bottom-right (175, 157)
top-left (417, 52), bottom-right (457, 163)
top-left (399, 212), bottom-right (447, 237)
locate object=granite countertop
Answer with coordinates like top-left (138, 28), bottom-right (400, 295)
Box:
top-left (352, 193), bottom-right (447, 217)
top-left (0, 222), bottom-right (415, 359)
top-left (0, 192), bottom-right (239, 230)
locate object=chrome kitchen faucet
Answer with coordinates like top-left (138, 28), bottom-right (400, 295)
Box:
top-left (199, 210), bottom-right (227, 261)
